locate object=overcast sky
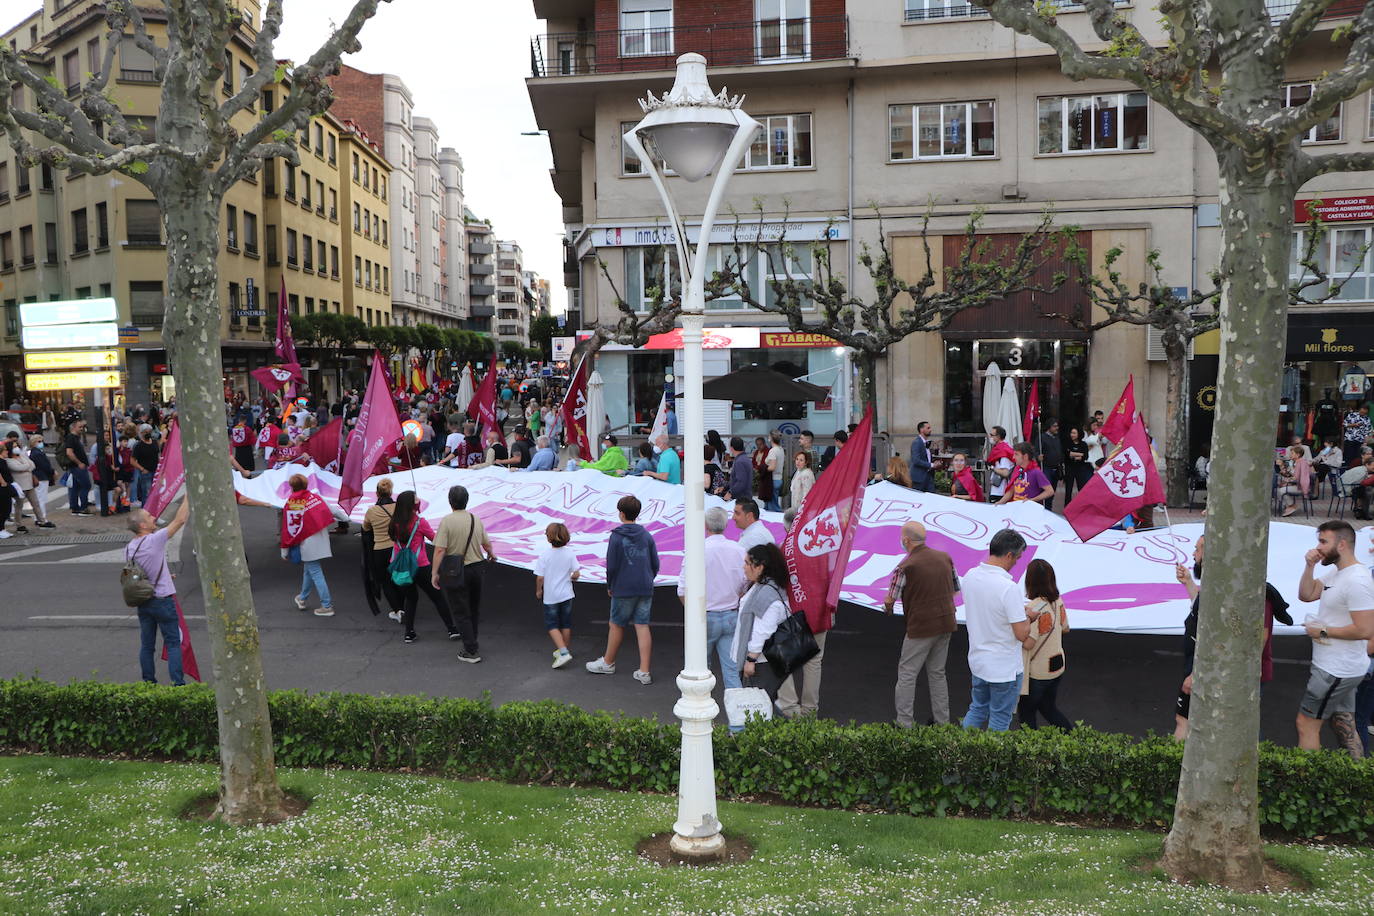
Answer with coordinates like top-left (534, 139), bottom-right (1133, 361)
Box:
top-left (276, 0), bottom-right (566, 312)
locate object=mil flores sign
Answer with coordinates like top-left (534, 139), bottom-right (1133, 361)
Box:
top-left (1286, 313), bottom-right (1374, 361)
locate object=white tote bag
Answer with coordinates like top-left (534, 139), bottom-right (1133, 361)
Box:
top-left (723, 687), bottom-right (773, 728)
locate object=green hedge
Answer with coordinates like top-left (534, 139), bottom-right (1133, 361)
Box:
top-left (2, 679), bottom-right (1371, 840)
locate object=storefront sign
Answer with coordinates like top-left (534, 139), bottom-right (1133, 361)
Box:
top-left (25, 370), bottom-right (122, 391)
top-left (1294, 196), bottom-right (1374, 223)
top-left (582, 218), bottom-right (848, 257)
top-left (551, 336), bottom-right (575, 361)
top-left (119, 326), bottom-right (140, 345)
top-left (21, 322), bottom-right (119, 350)
top-left (233, 310), bottom-right (267, 318)
top-left (642, 327), bottom-right (761, 350)
top-left (23, 349), bottom-right (122, 371)
top-left (1286, 313), bottom-right (1374, 360)
top-left (760, 331), bottom-right (841, 349)
top-left (19, 297), bottom-right (117, 327)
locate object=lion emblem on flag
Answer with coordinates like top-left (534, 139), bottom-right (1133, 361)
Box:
top-left (799, 507), bottom-right (843, 557)
top-left (1100, 447), bottom-right (1146, 498)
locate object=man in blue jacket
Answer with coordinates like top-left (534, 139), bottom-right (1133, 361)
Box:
top-left (727, 436), bottom-right (752, 501)
top-left (909, 421), bottom-right (934, 492)
top-left (586, 495), bottom-right (660, 685)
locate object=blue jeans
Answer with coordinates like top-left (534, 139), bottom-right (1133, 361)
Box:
top-left (767, 476), bottom-right (782, 512)
top-left (133, 470), bottom-right (153, 506)
top-left (963, 674), bottom-right (1021, 731)
top-left (609, 595), bottom-right (652, 626)
top-left (708, 609), bottom-right (742, 691)
top-left (67, 466), bottom-right (91, 512)
top-left (138, 595), bottom-right (183, 685)
top-left (1355, 657), bottom-right (1374, 755)
top-left (299, 560), bottom-right (332, 608)
top-left (543, 599), bottom-right (573, 631)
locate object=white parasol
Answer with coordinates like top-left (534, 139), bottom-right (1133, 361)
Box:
top-left (455, 365), bottom-right (475, 414)
top-left (999, 376), bottom-right (1023, 445)
top-left (982, 361), bottom-right (1003, 437)
top-left (586, 370), bottom-right (607, 454)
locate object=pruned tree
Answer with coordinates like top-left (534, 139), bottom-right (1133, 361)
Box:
top-left (1065, 211), bottom-right (1359, 508)
top-left (0, 0), bottom-right (391, 825)
top-left (972, 0), bottom-right (1374, 887)
top-left (720, 203), bottom-right (1076, 411)
top-left (575, 252), bottom-right (688, 361)
top-left (529, 313), bottom-right (559, 360)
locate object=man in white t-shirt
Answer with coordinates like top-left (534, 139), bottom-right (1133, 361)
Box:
top-left (732, 499), bottom-right (775, 552)
top-left (960, 528), bottom-right (1033, 731)
top-left (765, 432), bottom-right (786, 512)
top-left (1297, 520), bottom-right (1374, 757)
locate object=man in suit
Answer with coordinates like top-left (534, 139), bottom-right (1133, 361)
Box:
top-left (908, 421), bottom-right (934, 492)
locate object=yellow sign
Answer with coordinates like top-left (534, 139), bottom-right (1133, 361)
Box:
top-left (24, 370), bottom-right (123, 391)
top-left (24, 349), bottom-right (122, 371)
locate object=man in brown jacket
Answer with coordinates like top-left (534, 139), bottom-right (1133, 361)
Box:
top-left (885, 521), bottom-right (959, 726)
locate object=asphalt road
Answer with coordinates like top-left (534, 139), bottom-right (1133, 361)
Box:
top-left (0, 504), bottom-right (1340, 747)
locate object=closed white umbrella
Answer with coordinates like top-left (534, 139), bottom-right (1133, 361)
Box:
top-left (999, 376), bottom-right (1023, 445)
top-left (455, 365), bottom-right (475, 414)
top-left (585, 370), bottom-right (607, 454)
top-left (982, 361), bottom-right (1003, 437)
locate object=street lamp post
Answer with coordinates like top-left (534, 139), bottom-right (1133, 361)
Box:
top-left (624, 53), bottom-right (759, 859)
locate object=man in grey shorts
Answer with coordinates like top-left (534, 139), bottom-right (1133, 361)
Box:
top-left (1297, 520), bottom-right (1374, 758)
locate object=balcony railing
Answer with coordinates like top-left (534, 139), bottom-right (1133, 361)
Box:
top-left (531, 15), bottom-right (849, 78)
top-left (119, 69), bottom-right (158, 82)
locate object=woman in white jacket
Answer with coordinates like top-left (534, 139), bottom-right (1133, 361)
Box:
top-left (733, 542), bottom-right (793, 700)
top-left (1083, 418), bottom-right (1108, 466)
top-left (4, 439), bottom-right (50, 528)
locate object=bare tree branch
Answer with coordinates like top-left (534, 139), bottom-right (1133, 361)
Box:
top-left (1298, 148), bottom-right (1374, 182)
top-left (220, 0), bottom-right (286, 120)
top-left (1261, 0), bottom-right (1339, 63)
top-left (1261, 2), bottom-right (1374, 140)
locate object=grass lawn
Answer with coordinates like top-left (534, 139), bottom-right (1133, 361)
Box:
top-left (2, 756), bottom-right (1372, 915)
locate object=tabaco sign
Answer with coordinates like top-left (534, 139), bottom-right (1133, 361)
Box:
top-left (1286, 313), bottom-right (1374, 360)
top-left (760, 331), bottom-right (840, 349)
top-left (1294, 196), bottom-right (1374, 223)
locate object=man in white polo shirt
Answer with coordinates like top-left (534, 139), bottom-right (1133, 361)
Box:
top-left (960, 528), bottom-right (1033, 731)
top-left (679, 507), bottom-right (748, 695)
top-left (1297, 520), bottom-right (1374, 758)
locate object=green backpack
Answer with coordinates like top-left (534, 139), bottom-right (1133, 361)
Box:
top-left (388, 524), bottom-right (419, 587)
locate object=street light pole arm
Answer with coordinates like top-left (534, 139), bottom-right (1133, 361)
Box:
top-left (689, 110), bottom-right (761, 299)
top-left (623, 129), bottom-right (694, 284)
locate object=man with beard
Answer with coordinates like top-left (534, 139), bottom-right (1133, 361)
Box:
top-left (1172, 536), bottom-right (1292, 741)
top-left (1297, 521), bottom-right (1374, 758)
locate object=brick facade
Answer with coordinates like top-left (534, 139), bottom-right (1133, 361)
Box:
top-left (329, 65), bottom-right (385, 143)
top-left (590, 0), bottom-right (846, 73)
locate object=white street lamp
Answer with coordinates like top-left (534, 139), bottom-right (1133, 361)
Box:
top-left (624, 53), bottom-right (759, 860)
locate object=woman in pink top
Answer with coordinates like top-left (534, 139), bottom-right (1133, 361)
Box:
top-left (1278, 444), bottom-right (1312, 517)
top-left (389, 490), bottom-right (459, 643)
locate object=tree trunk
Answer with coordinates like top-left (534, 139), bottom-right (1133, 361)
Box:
top-left (857, 349), bottom-right (878, 422)
top-left (1163, 334), bottom-right (1190, 508)
top-left (159, 175), bottom-right (287, 826)
top-left (1161, 166), bottom-right (1295, 889)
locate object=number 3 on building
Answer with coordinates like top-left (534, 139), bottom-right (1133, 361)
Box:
top-left (1007, 347), bottom-right (1023, 366)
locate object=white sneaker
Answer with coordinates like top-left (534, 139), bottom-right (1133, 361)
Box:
top-left (293, 595), bottom-right (308, 610)
top-left (387, 611), bottom-right (403, 623)
top-left (314, 607), bottom-right (335, 617)
top-left (552, 649), bottom-right (571, 669)
top-left (0, 531), bottom-right (12, 540)
top-left (585, 656), bottom-right (615, 675)
top-left (633, 670), bottom-right (652, 686)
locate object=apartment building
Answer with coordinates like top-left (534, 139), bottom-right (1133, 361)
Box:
top-left (0, 0), bottom-right (293, 406)
top-left (525, 271), bottom-right (553, 318)
top-left (495, 240), bottom-right (531, 346)
top-left (331, 67), bottom-right (468, 329)
top-left (338, 121), bottom-right (393, 327)
top-left (527, 0), bottom-right (1374, 455)
top-left (467, 211), bottom-right (496, 332)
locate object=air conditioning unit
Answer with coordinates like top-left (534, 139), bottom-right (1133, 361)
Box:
top-left (1146, 325), bottom-right (1195, 361)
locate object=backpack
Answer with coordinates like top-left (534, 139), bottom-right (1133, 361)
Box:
top-left (388, 523), bottom-right (420, 586)
top-left (120, 537), bottom-right (165, 607)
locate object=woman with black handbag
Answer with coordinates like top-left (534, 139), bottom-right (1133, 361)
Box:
top-left (733, 543), bottom-right (794, 699)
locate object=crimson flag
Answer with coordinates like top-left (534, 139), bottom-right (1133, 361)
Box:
top-left (781, 404), bottom-right (875, 635)
top-left (280, 489), bottom-right (334, 547)
top-left (340, 351), bottom-right (404, 514)
top-left (143, 419), bottom-right (184, 518)
top-left (257, 423), bottom-right (281, 450)
top-left (274, 277), bottom-right (297, 365)
top-left (1101, 375), bottom-right (1136, 443)
top-left (1064, 418), bottom-right (1165, 542)
top-left (304, 417), bottom-right (345, 472)
top-left (466, 354), bottom-right (499, 434)
top-left (250, 361), bottom-right (305, 393)
top-left (1022, 380), bottom-right (1040, 444)
top-left (560, 353), bottom-right (591, 460)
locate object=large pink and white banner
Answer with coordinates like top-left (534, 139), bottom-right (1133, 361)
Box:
top-left (235, 466), bottom-right (1364, 634)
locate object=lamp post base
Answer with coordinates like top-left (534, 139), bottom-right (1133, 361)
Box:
top-left (669, 829), bottom-right (727, 859)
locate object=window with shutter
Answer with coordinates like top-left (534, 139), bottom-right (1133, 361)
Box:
top-left (126, 200), bottom-right (161, 246)
top-left (129, 281), bottom-right (165, 328)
